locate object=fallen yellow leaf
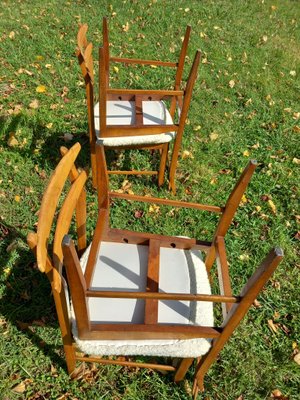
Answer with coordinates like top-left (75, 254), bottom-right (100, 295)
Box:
top-left (209, 132), bottom-right (219, 141)
top-left (149, 204), bottom-right (160, 214)
top-left (193, 125), bottom-right (201, 131)
top-left (8, 132), bottom-right (19, 147)
top-left (122, 22), bottom-right (129, 32)
top-left (36, 85), bottom-right (47, 93)
top-left (182, 150), bottom-right (194, 159)
top-left (241, 194), bottom-right (248, 203)
top-left (243, 150), bottom-right (250, 157)
top-left (268, 199), bottom-right (276, 214)
top-left (12, 382), bottom-right (26, 393)
top-left (113, 66), bottom-right (119, 73)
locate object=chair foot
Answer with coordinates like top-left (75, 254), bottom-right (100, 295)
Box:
top-left (158, 144), bottom-right (169, 187)
top-left (192, 377), bottom-right (204, 399)
top-left (168, 179), bottom-right (176, 194)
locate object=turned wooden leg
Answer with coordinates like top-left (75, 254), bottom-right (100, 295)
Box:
top-left (158, 143), bottom-right (169, 187)
top-left (174, 358), bottom-right (194, 382)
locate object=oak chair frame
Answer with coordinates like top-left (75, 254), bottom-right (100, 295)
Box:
top-left (27, 142), bottom-right (283, 397)
top-left (76, 18), bottom-right (198, 193)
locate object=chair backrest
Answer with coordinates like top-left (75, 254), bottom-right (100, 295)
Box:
top-left (27, 142), bottom-right (87, 310)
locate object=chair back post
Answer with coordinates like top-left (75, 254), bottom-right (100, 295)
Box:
top-left (205, 160), bottom-right (257, 272)
top-left (99, 46), bottom-right (108, 134)
top-left (27, 143), bottom-right (87, 373)
top-left (169, 50), bottom-right (201, 193)
top-left (62, 235), bottom-right (91, 337)
top-left (170, 25), bottom-right (191, 117)
top-left (194, 248), bottom-right (283, 392)
top-left (96, 141), bottom-right (110, 211)
top-left (102, 16), bottom-right (110, 87)
top-left (76, 26), bottom-right (97, 187)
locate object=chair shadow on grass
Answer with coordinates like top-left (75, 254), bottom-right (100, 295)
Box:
top-left (0, 113), bottom-right (164, 189)
top-left (0, 219), bottom-right (69, 371)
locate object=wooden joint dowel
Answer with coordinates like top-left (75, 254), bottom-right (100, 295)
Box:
top-left (86, 290), bottom-right (240, 303)
top-left (109, 192), bottom-right (223, 213)
top-left (76, 356), bottom-right (176, 371)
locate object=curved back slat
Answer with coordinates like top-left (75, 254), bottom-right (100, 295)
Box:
top-left (77, 24), bottom-right (88, 51)
top-left (36, 142), bottom-right (81, 272)
top-left (84, 42), bottom-right (94, 82)
top-left (53, 169), bottom-right (88, 272)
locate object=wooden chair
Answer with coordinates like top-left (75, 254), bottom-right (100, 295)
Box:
top-left (27, 142), bottom-right (283, 397)
top-left (76, 19), bottom-right (198, 193)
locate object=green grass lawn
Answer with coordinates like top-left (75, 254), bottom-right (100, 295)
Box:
top-left (0, 0), bottom-right (299, 398)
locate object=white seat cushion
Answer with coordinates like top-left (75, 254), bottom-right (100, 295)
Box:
top-left (94, 101), bottom-right (176, 147)
top-left (72, 242), bottom-right (214, 358)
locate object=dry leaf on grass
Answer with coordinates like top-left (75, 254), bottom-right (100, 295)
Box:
top-left (268, 319), bottom-right (279, 334)
top-left (268, 199), bottom-right (277, 214)
top-left (29, 99), bottom-right (39, 109)
top-left (209, 132), bottom-right (219, 141)
top-left (7, 132), bottom-right (19, 147)
top-left (12, 381), bottom-right (26, 393)
top-left (149, 204), bottom-right (160, 214)
top-left (293, 353), bottom-right (300, 365)
top-left (181, 150), bottom-right (194, 159)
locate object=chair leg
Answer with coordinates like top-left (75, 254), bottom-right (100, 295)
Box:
top-left (168, 136), bottom-right (182, 194)
top-left (158, 143), bottom-right (169, 187)
top-left (174, 358), bottom-right (194, 382)
top-left (63, 342), bottom-right (77, 374)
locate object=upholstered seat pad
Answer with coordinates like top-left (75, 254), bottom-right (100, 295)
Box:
top-left (94, 101), bottom-right (176, 147)
top-left (72, 242), bottom-right (214, 358)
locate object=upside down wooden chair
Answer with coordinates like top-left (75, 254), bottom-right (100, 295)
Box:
top-left (27, 142), bottom-right (283, 397)
top-left (76, 18), bottom-right (198, 193)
